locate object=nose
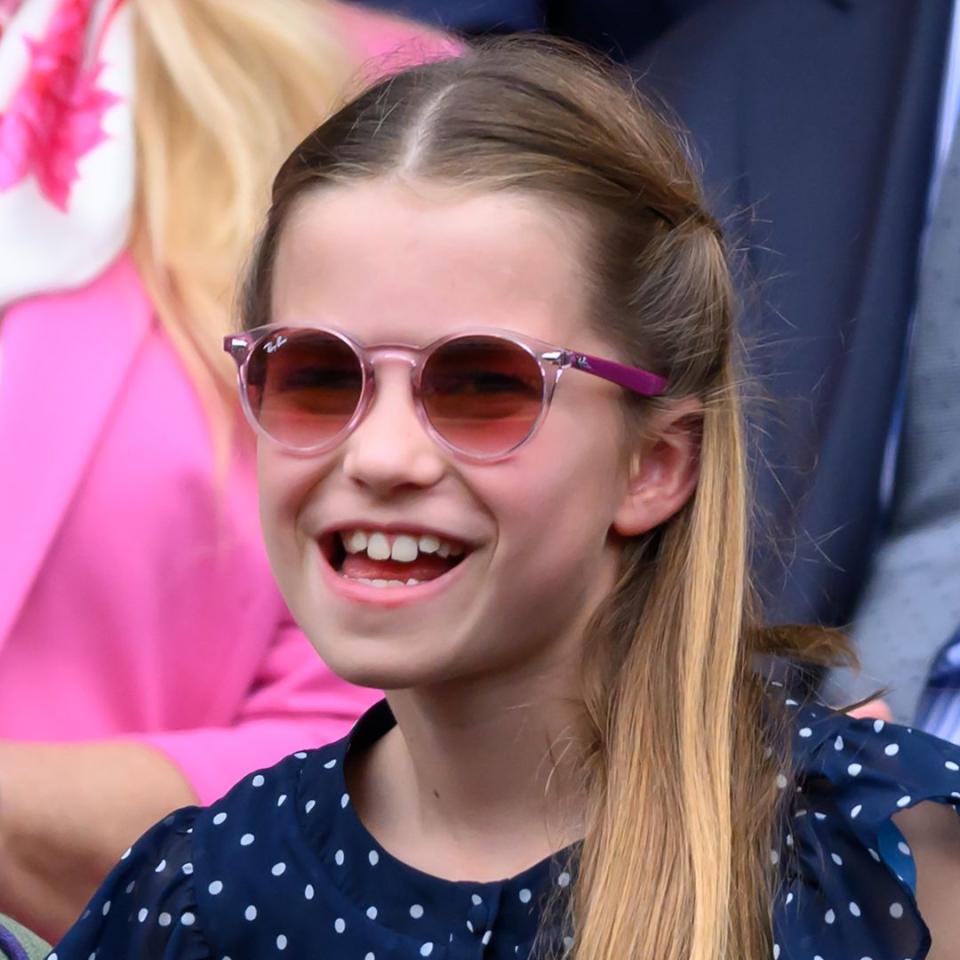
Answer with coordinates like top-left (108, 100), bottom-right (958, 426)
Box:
top-left (341, 365), bottom-right (447, 494)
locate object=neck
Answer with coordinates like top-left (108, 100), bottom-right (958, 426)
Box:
top-left (351, 666), bottom-right (589, 881)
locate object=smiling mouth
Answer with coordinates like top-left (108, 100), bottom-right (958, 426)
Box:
top-left (321, 529), bottom-right (470, 588)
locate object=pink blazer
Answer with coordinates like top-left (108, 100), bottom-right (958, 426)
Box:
top-left (0, 9), bottom-right (457, 806)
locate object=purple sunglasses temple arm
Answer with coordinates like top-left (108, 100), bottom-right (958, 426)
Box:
top-left (224, 332), bottom-right (669, 397)
top-left (562, 350), bottom-right (669, 397)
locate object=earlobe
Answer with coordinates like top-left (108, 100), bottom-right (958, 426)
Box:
top-left (612, 401), bottom-right (701, 538)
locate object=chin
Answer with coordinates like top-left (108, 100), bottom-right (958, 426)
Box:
top-left (304, 633), bottom-right (467, 693)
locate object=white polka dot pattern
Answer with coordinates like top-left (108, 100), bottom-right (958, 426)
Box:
top-left (773, 699), bottom-right (960, 959)
top-left (46, 700), bottom-right (960, 960)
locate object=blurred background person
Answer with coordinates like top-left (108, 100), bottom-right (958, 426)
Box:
top-left (638, 0), bottom-right (959, 725)
top-left (345, 0), bottom-right (710, 61)
top-left (0, 0), bottom-right (453, 940)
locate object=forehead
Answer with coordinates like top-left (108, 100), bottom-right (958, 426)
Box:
top-left (270, 179), bottom-right (594, 346)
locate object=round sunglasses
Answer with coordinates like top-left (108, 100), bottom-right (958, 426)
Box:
top-left (224, 325), bottom-right (669, 462)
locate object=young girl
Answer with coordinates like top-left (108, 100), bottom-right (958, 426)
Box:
top-left (48, 39), bottom-right (960, 960)
top-left (0, 0), bottom-right (451, 938)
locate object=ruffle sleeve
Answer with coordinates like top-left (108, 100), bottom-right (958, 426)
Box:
top-left (46, 806), bottom-right (212, 960)
top-left (774, 703), bottom-right (960, 960)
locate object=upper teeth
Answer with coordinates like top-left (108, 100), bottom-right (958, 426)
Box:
top-left (341, 530), bottom-right (464, 562)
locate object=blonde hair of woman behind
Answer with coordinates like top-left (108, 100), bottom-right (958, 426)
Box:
top-left (130, 0), bottom-right (355, 424)
top-left (241, 39), bottom-right (854, 960)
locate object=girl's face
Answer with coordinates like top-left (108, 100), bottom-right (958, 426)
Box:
top-left (258, 180), bottom-right (657, 692)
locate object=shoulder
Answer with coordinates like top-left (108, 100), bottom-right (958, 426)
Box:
top-left (185, 737), bottom-right (346, 874)
top-left (50, 743), bottom-right (346, 959)
top-left (774, 703), bottom-right (960, 960)
top-left (49, 804), bottom-right (210, 959)
top-left (785, 703), bottom-right (960, 811)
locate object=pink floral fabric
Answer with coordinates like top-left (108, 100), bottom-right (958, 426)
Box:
top-left (0, 0), bottom-right (122, 210)
top-left (0, 0), bottom-right (134, 307)
top-left (0, 0), bottom-right (24, 31)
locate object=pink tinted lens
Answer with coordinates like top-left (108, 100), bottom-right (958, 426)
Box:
top-left (244, 329), bottom-right (363, 449)
top-left (421, 336), bottom-right (545, 456)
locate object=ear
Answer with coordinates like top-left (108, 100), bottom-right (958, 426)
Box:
top-left (612, 397), bottom-right (702, 537)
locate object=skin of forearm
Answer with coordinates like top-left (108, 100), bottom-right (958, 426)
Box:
top-left (0, 740), bottom-right (197, 942)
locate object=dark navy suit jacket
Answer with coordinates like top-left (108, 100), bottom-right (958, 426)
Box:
top-left (637, 0), bottom-right (952, 627)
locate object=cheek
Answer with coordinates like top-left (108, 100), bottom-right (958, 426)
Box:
top-left (255, 447), bottom-right (323, 570)
top-left (255, 450), bottom-right (295, 593)
top-left (483, 425), bottom-right (627, 577)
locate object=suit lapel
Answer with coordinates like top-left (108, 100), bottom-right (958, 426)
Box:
top-left (0, 254), bottom-right (152, 643)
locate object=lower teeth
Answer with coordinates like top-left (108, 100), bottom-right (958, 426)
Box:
top-left (352, 577), bottom-right (421, 588)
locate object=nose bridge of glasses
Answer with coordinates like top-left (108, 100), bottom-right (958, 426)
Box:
top-left (345, 345), bottom-right (445, 478)
top-left (363, 343), bottom-right (424, 373)
top-left (356, 345), bottom-right (426, 435)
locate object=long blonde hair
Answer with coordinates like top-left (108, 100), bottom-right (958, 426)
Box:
top-left (241, 39), bottom-right (851, 960)
top-left (130, 0), bottom-right (355, 417)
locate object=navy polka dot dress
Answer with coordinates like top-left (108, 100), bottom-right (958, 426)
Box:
top-left (48, 699), bottom-right (960, 959)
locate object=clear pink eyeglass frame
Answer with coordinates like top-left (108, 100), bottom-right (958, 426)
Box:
top-left (224, 324), bottom-right (669, 462)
